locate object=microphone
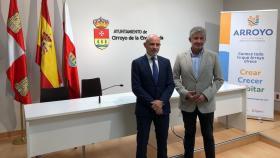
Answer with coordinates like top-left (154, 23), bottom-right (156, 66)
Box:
top-left (102, 84), bottom-right (124, 91)
top-left (98, 84), bottom-right (124, 103)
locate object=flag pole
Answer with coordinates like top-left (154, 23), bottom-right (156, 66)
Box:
top-left (12, 103), bottom-right (26, 145)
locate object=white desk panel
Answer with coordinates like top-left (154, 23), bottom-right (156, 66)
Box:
top-left (25, 82), bottom-right (246, 158)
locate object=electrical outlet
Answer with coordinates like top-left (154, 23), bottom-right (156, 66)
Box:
top-left (275, 92), bottom-right (280, 101)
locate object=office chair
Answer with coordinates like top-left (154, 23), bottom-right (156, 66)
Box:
top-left (80, 78), bottom-right (103, 153)
top-left (39, 87), bottom-right (69, 156)
top-left (40, 86), bottom-right (69, 102)
top-left (81, 77), bottom-right (102, 98)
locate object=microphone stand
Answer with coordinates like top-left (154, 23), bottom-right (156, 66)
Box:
top-left (98, 84), bottom-right (123, 104)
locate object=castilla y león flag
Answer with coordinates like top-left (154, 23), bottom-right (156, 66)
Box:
top-left (6, 0), bottom-right (31, 104)
top-left (36, 0), bottom-right (61, 88)
top-left (63, 0), bottom-right (80, 98)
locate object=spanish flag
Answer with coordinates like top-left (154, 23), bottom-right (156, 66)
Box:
top-left (36, 0), bottom-right (61, 88)
top-left (6, 0), bottom-right (31, 104)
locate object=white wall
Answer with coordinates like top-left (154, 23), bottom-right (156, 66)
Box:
top-left (223, 0), bottom-right (280, 112)
top-left (0, 0), bottom-right (222, 133)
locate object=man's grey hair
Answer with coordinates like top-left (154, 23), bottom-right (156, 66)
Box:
top-left (189, 26), bottom-right (206, 39)
top-left (145, 34), bottom-right (160, 43)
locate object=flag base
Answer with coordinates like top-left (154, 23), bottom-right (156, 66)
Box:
top-left (12, 136), bottom-right (26, 145)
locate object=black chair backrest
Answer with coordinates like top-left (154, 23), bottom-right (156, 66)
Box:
top-left (40, 87), bottom-right (69, 103)
top-left (81, 77), bottom-right (102, 98)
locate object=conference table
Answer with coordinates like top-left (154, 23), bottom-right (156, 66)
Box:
top-left (24, 82), bottom-right (246, 158)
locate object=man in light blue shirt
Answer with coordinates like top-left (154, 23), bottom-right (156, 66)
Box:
top-left (191, 49), bottom-right (203, 79)
top-left (173, 26), bottom-right (224, 158)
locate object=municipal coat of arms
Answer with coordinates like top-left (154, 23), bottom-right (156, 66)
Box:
top-left (93, 17), bottom-right (109, 50)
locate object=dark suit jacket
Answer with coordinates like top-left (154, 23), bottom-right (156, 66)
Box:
top-left (131, 55), bottom-right (175, 116)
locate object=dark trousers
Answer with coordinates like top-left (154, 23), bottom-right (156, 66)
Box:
top-left (182, 107), bottom-right (215, 158)
top-left (136, 114), bottom-right (169, 158)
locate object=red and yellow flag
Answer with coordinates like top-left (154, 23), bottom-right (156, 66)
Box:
top-left (6, 0), bottom-right (32, 104)
top-left (36, 0), bottom-right (61, 88)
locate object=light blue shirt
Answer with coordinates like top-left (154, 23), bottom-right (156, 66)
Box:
top-left (190, 49), bottom-right (203, 79)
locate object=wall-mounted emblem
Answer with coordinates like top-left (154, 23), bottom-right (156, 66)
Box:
top-left (93, 17), bottom-right (109, 50)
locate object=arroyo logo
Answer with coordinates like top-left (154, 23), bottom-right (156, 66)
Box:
top-left (248, 15), bottom-right (259, 27)
top-left (93, 17), bottom-right (110, 50)
top-left (233, 15), bottom-right (273, 36)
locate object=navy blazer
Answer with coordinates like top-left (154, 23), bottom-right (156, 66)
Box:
top-left (131, 55), bottom-right (175, 116)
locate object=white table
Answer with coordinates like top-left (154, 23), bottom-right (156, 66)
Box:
top-left (24, 82), bottom-right (246, 158)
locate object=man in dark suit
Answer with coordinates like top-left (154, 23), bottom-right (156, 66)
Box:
top-left (131, 34), bottom-right (174, 158)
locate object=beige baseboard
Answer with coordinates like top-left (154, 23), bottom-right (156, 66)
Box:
top-left (260, 134), bottom-right (280, 148)
top-left (193, 133), bottom-right (259, 158)
top-left (0, 130), bottom-right (25, 140)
